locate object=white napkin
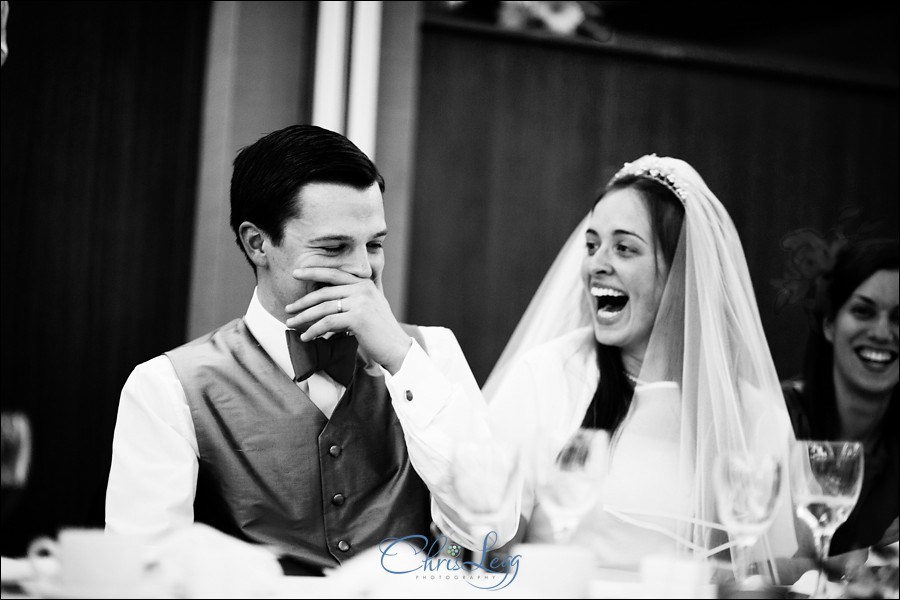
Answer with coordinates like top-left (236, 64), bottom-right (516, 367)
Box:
top-left (145, 524), bottom-right (283, 598)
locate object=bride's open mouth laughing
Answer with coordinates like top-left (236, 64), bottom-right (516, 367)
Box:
top-left (591, 285), bottom-right (629, 324)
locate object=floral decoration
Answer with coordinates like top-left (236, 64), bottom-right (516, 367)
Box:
top-left (770, 207), bottom-right (880, 316)
top-left (440, 1), bottom-right (612, 42)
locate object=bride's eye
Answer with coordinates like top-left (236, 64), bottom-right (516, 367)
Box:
top-left (585, 241), bottom-right (598, 255)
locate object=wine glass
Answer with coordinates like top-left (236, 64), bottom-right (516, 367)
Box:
top-left (790, 440), bottom-right (864, 599)
top-left (712, 452), bottom-right (784, 587)
top-left (1, 411), bottom-right (32, 525)
top-left (538, 427), bottom-right (609, 543)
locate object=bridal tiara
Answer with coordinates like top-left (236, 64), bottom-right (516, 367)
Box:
top-left (610, 154), bottom-right (688, 203)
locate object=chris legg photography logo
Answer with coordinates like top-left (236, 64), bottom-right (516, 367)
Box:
top-left (378, 531), bottom-right (521, 591)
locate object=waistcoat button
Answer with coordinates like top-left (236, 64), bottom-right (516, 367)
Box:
top-left (329, 444), bottom-right (341, 457)
top-left (337, 540), bottom-right (351, 552)
top-left (332, 493), bottom-right (345, 506)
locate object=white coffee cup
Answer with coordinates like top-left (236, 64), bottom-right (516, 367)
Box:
top-left (27, 528), bottom-right (152, 598)
top-left (640, 553), bottom-right (714, 599)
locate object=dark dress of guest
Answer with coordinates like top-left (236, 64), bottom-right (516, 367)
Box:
top-left (782, 238), bottom-right (899, 556)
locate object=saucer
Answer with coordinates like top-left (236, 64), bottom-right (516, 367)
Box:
top-left (22, 578), bottom-right (167, 599)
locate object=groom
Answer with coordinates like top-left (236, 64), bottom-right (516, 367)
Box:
top-left (105, 125), bottom-right (513, 572)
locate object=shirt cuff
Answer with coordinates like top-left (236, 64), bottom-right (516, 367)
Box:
top-left (381, 339), bottom-right (452, 429)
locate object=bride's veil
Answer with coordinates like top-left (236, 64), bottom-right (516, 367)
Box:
top-left (483, 154), bottom-right (797, 574)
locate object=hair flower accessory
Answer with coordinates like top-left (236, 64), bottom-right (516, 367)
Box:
top-left (771, 208), bottom-right (879, 316)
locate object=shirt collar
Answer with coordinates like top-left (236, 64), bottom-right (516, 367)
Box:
top-left (244, 288), bottom-right (295, 380)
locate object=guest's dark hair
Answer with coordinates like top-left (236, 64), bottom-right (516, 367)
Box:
top-left (230, 124), bottom-right (385, 270)
top-left (581, 176), bottom-right (686, 432)
top-left (800, 238), bottom-right (899, 438)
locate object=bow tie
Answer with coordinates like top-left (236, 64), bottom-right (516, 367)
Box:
top-left (286, 330), bottom-right (358, 387)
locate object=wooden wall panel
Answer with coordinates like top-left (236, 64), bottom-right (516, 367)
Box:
top-left (409, 22), bottom-right (898, 385)
top-left (1, 1), bottom-right (210, 553)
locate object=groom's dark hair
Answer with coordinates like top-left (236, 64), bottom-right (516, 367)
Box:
top-left (229, 124), bottom-right (385, 270)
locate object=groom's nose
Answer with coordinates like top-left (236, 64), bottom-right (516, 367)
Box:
top-left (342, 245), bottom-right (374, 279)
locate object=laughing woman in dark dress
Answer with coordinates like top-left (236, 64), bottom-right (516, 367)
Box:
top-left (782, 238), bottom-right (899, 561)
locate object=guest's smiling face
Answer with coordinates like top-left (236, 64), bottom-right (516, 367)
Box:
top-left (581, 187), bottom-right (670, 363)
top-left (826, 269), bottom-right (899, 397)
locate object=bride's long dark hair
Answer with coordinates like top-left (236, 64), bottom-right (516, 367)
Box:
top-left (581, 176), bottom-right (685, 432)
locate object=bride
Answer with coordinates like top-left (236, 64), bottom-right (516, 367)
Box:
top-left (484, 154), bottom-right (798, 575)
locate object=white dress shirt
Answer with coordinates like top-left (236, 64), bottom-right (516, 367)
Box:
top-left (106, 290), bottom-right (515, 551)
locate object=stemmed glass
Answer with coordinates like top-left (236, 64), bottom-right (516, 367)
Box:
top-left (538, 427), bottom-right (609, 543)
top-left (790, 440), bottom-right (864, 599)
top-left (712, 452), bottom-right (784, 587)
top-left (1, 411), bottom-right (32, 524)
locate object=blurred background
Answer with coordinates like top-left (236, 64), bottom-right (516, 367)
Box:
top-left (1, 1), bottom-right (897, 555)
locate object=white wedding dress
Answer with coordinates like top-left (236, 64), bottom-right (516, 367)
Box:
top-left (489, 327), bottom-right (692, 569)
top-left (485, 155), bottom-right (798, 575)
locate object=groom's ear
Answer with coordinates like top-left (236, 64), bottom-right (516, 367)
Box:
top-left (239, 221), bottom-right (268, 269)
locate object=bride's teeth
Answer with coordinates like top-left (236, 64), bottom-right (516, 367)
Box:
top-left (590, 286), bottom-right (626, 298)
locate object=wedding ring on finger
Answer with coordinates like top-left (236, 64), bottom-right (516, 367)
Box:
top-left (336, 298), bottom-right (343, 313)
